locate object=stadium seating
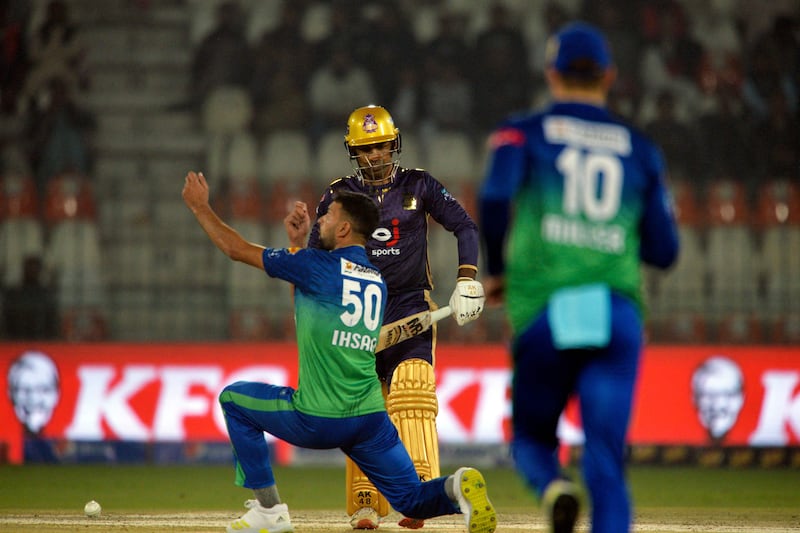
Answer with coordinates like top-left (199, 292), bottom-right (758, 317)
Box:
top-left (399, 131), bottom-right (425, 170)
top-left (716, 312), bottom-right (763, 344)
top-left (226, 131), bottom-right (260, 185)
top-left (315, 129), bottom-right (354, 183)
top-left (261, 129), bottom-right (314, 186)
top-left (757, 179), bottom-right (800, 314)
top-left (755, 179), bottom-right (800, 341)
top-left (42, 172), bottom-right (108, 340)
top-left (704, 179), bottom-right (758, 318)
top-left (649, 180), bottom-right (707, 324)
top-left (202, 86), bottom-right (254, 181)
top-left (425, 131), bottom-right (478, 186)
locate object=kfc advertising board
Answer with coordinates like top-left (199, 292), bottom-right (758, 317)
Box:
top-left (1, 343), bottom-right (798, 464)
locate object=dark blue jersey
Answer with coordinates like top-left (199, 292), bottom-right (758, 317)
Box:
top-left (309, 168), bottom-right (479, 296)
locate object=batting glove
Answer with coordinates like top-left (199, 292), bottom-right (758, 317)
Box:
top-left (449, 278), bottom-right (485, 326)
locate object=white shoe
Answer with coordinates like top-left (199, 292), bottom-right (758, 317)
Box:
top-left (454, 467), bottom-right (496, 533)
top-left (350, 506), bottom-right (380, 529)
top-left (542, 479), bottom-right (580, 533)
top-left (226, 499), bottom-right (293, 533)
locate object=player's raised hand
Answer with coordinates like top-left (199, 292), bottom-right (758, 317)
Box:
top-left (182, 171), bottom-right (210, 212)
top-left (284, 200), bottom-right (311, 248)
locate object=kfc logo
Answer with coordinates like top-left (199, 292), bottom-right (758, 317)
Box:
top-left (7, 351), bottom-right (60, 434)
top-left (691, 356), bottom-right (745, 442)
top-left (64, 364), bottom-right (289, 441)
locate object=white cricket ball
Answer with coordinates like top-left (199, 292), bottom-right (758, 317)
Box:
top-left (84, 500), bottom-right (101, 517)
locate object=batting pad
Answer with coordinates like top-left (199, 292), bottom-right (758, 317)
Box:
top-left (388, 359), bottom-right (441, 482)
top-left (345, 448), bottom-right (390, 517)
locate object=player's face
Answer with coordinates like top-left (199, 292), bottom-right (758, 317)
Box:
top-left (353, 142), bottom-right (394, 184)
top-left (318, 201), bottom-right (345, 250)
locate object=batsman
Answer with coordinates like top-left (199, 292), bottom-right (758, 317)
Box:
top-left (304, 105), bottom-right (485, 530)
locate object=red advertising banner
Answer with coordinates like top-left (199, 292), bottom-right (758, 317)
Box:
top-left (1, 343), bottom-right (798, 464)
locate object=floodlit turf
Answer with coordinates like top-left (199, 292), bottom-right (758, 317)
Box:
top-left (1, 464), bottom-right (799, 531)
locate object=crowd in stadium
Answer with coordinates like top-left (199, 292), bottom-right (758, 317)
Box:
top-left (0, 0), bottom-right (797, 343)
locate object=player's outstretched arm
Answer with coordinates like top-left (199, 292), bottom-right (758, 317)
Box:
top-left (182, 171), bottom-right (265, 268)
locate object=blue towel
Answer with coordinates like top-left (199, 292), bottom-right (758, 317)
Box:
top-left (547, 283), bottom-right (611, 349)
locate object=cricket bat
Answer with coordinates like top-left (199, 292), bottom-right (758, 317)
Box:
top-left (376, 306), bottom-right (452, 353)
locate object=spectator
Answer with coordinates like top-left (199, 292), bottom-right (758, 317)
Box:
top-left (390, 64), bottom-right (423, 131)
top-left (307, 43), bottom-right (376, 145)
top-left (471, 2), bottom-right (532, 134)
top-left (585, 1), bottom-right (642, 103)
top-left (638, 0), bottom-right (706, 120)
top-left (751, 91), bottom-right (800, 183)
top-left (311, 1), bottom-right (369, 71)
top-left (643, 89), bottom-right (699, 182)
top-left (419, 9), bottom-right (474, 137)
top-left (741, 16), bottom-right (798, 122)
top-left (188, 0), bottom-right (252, 111)
top-left (189, 1), bottom-right (255, 185)
top-left (423, 10), bottom-right (471, 79)
top-left (0, 0), bottom-right (31, 115)
top-left (249, 2), bottom-right (313, 137)
top-left (696, 84), bottom-right (755, 184)
top-left (420, 60), bottom-right (473, 139)
top-left (24, 77), bottom-right (95, 197)
top-left (360, 2), bottom-right (420, 107)
top-left (3, 254), bottom-right (58, 339)
top-left (16, 0), bottom-right (89, 114)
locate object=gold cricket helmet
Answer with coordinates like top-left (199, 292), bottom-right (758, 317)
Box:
top-left (344, 105), bottom-right (400, 148)
top-left (343, 105), bottom-right (402, 186)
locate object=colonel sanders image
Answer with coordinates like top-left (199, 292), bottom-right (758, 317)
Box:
top-left (7, 350), bottom-right (60, 434)
top-left (691, 356), bottom-right (744, 442)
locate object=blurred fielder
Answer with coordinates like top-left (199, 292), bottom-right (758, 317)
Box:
top-left (479, 22), bottom-right (679, 533)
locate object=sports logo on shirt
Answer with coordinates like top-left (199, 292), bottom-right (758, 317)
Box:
top-left (341, 259), bottom-right (382, 282)
top-left (371, 218), bottom-right (401, 256)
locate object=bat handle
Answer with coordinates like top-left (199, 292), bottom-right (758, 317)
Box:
top-left (431, 306), bottom-right (452, 323)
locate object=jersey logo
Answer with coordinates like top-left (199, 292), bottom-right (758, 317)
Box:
top-left (372, 218), bottom-right (400, 247)
top-left (371, 218), bottom-right (401, 257)
top-left (341, 259), bottom-right (382, 282)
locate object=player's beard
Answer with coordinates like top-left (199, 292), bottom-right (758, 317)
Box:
top-left (319, 230), bottom-right (334, 251)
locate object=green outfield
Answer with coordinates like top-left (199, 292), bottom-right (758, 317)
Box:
top-left (1, 464), bottom-right (798, 532)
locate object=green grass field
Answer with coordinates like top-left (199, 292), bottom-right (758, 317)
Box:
top-left (1, 464), bottom-right (798, 532)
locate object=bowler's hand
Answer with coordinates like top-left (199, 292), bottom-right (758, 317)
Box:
top-left (182, 171), bottom-right (210, 212)
top-left (284, 201), bottom-right (311, 248)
